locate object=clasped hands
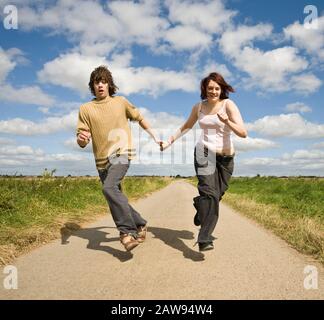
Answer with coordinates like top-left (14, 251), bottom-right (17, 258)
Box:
top-left (154, 137), bottom-right (173, 152)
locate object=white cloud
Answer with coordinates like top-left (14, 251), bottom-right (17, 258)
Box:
top-left (64, 137), bottom-right (92, 153)
top-left (116, 66), bottom-right (197, 96)
top-left (129, 107), bottom-right (189, 164)
top-left (166, 0), bottom-right (236, 33)
top-left (18, 0), bottom-right (168, 55)
top-left (0, 145), bottom-right (44, 156)
top-left (17, 0), bottom-right (237, 55)
top-left (38, 52), bottom-right (198, 96)
top-left (163, 0), bottom-right (236, 52)
top-left (237, 147), bottom-right (324, 176)
top-left (19, 1), bottom-right (119, 39)
top-left (234, 46), bottom-right (311, 92)
top-left (240, 157), bottom-right (283, 166)
top-left (284, 17), bottom-right (324, 61)
top-left (138, 107), bottom-right (185, 129)
top-left (233, 136), bottom-right (279, 152)
top-left (201, 62), bottom-right (233, 81)
top-left (284, 102), bottom-right (312, 113)
top-left (44, 153), bottom-right (86, 162)
top-left (290, 73), bottom-right (322, 94)
top-left (9, 1), bottom-right (323, 99)
top-left (0, 84), bottom-right (55, 107)
top-left (0, 137), bottom-right (15, 145)
top-left (38, 107), bottom-right (50, 114)
top-left (0, 53), bottom-right (14, 83)
top-left (37, 100), bottom-right (83, 115)
top-left (0, 47), bottom-right (54, 107)
top-left (108, 0), bottom-right (169, 48)
top-left (0, 159), bottom-right (24, 166)
top-left (243, 46), bottom-right (307, 83)
top-left (312, 141), bottom-right (324, 149)
top-left (0, 110), bottom-right (78, 135)
top-left (219, 24), bottom-right (321, 94)
top-left (219, 23), bottom-right (273, 55)
top-left (38, 53), bottom-right (106, 96)
top-left (0, 47), bottom-right (20, 83)
top-left (247, 113), bottom-right (324, 138)
top-left (0, 142), bottom-right (92, 175)
top-left (164, 25), bottom-right (212, 51)
top-left (286, 149), bottom-right (324, 160)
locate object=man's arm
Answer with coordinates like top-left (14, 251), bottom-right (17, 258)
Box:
top-left (139, 118), bottom-right (161, 144)
top-left (76, 106), bottom-right (91, 148)
top-left (123, 97), bottom-right (162, 146)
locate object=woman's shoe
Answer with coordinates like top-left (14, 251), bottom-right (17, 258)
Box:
top-left (120, 234), bottom-right (139, 251)
top-left (137, 224), bottom-right (147, 243)
top-left (198, 242), bottom-right (214, 252)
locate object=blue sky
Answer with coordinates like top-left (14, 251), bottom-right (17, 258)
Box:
top-left (0, 0), bottom-right (323, 176)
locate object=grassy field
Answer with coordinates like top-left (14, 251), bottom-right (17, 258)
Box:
top-left (0, 176), bottom-right (172, 265)
top-left (2, 175), bottom-right (323, 266)
top-left (188, 176), bottom-right (324, 264)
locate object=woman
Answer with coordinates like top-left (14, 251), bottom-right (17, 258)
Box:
top-left (162, 72), bottom-right (247, 251)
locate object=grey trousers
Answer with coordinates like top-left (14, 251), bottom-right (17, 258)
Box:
top-left (98, 156), bottom-right (147, 235)
top-left (193, 147), bottom-right (234, 244)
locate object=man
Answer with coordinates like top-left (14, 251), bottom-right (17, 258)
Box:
top-left (77, 65), bottom-right (161, 251)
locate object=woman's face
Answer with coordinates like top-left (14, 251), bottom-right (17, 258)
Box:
top-left (206, 80), bottom-right (221, 102)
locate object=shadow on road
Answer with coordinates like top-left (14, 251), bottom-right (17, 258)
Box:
top-left (60, 223), bottom-right (205, 262)
top-left (60, 223), bottom-right (133, 262)
top-left (148, 226), bottom-right (205, 262)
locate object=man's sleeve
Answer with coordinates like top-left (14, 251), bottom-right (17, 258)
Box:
top-left (123, 97), bottom-right (144, 122)
top-left (76, 105), bottom-right (90, 136)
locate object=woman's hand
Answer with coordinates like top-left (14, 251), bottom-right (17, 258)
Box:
top-left (217, 110), bottom-right (229, 124)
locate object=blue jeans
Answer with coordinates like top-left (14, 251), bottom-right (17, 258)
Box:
top-left (98, 155), bottom-right (147, 235)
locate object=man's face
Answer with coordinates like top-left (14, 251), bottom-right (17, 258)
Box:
top-left (94, 79), bottom-right (109, 100)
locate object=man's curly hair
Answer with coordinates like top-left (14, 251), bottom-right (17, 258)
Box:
top-left (88, 65), bottom-right (118, 96)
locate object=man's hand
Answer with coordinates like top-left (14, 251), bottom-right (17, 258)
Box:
top-left (153, 136), bottom-right (163, 146)
top-left (160, 140), bottom-right (171, 151)
top-left (77, 130), bottom-right (91, 147)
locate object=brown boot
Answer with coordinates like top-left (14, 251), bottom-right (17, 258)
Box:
top-left (120, 234), bottom-right (139, 251)
top-left (137, 224), bottom-right (147, 243)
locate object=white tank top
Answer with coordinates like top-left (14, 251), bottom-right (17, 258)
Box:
top-left (196, 99), bottom-right (234, 154)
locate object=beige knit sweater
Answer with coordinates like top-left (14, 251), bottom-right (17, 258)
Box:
top-left (77, 95), bottom-right (143, 169)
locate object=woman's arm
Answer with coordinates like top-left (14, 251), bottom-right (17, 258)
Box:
top-left (161, 105), bottom-right (199, 150)
top-left (217, 100), bottom-right (247, 138)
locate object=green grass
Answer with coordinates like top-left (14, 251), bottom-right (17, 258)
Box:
top-left (0, 176), bottom-right (172, 265)
top-left (187, 176), bottom-right (324, 264)
top-left (227, 177), bottom-right (324, 221)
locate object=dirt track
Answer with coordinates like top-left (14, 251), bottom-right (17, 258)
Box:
top-left (1, 180), bottom-right (323, 299)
